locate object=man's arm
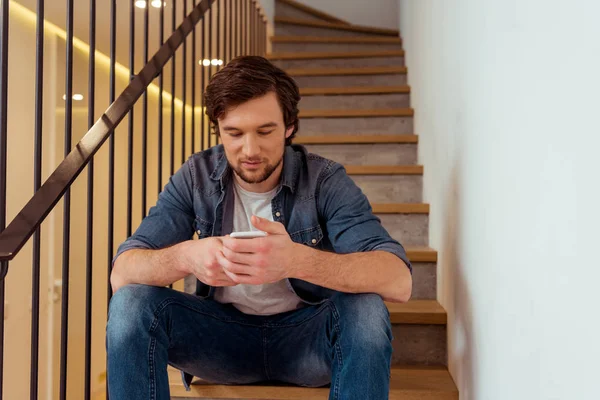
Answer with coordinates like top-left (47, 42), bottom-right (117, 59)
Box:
top-left (289, 245), bottom-right (412, 303)
top-left (110, 159), bottom-right (196, 292)
top-left (111, 245), bottom-right (189, 293)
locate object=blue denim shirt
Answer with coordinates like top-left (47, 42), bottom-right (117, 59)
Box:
top-left (113, 144), bottom-right (412, 304)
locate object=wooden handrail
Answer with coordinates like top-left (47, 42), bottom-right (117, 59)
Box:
top-left (0, 0), bottom-right (215, 262)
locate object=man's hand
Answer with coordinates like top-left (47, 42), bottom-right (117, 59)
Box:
top-left (217, 216), bottom-right (299, 285)
top-left (180, 237), bottom-right (239, 287)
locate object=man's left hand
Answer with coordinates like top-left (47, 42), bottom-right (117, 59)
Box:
top-left (217, 215), bottom-right (300, 285)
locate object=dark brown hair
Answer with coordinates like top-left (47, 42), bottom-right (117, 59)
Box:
top-left (204, 56), bottom-right (301, 146)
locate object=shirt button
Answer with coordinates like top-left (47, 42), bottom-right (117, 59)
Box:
top-left (196, 230), bottom-right (201, 236)
top-left (311, 238), bottom-right (317, 244)
top-left (275, 212), bottom-right (281, 217)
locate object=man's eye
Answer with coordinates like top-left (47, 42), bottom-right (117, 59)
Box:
top-left (229, 133), bottom-right (242, 137)
top-left (258, 131), bottom-right (273, 135)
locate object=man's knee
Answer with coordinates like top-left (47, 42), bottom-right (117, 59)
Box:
top-left (107, 284), bottom-right (167, 347)
top-left (329, 293), bottom-right (393, 349)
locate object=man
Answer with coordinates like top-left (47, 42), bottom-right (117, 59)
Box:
top-left (107, 56), bottom-right (412, 399)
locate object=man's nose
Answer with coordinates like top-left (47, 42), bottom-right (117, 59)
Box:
top-left (242, 134), bottom-right (260, 157)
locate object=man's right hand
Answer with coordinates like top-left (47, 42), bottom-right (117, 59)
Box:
top-left (179, 237), bottom-right (239, 287)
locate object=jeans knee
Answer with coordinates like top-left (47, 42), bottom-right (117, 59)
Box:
top-left (106, 284), bottom-right (166, 348)
top-left (329, 293), bottom-right (393, 349)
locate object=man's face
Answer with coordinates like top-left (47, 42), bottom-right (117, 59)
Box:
top-left (218, 91), bottom-right (294, 190)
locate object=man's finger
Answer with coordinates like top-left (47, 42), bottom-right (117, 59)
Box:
top-left (250, 215), bottom-right (286, 235)
top-left (222, 246), bottom-right (255, 265)
top-left (217, 251), bottom-right (255, 275)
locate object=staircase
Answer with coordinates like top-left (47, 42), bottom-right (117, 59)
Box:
top-left (170, 0), bottom-right (458, 398)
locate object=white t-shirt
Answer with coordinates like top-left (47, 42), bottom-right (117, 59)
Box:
top-left (213, 182), bottom-right (305, 315)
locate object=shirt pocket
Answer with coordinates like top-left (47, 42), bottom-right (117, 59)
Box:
top-left (193, 217), bottom-right (213, 239)
top-left (289, 225), bottom-right (323, 248)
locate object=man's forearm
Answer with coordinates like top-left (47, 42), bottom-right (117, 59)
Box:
top-left (110, 243), bottom-right (190, 293)
top-left (289, 244), bottom-right (412, 303)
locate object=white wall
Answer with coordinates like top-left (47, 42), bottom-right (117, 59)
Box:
top-left (399, 1), bottom-right (600, 399)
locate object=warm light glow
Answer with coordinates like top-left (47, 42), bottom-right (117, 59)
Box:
top-left (135, 0), bottom-right (147, 9)
top-left (151, 0), bottom-right (166, 7)
top-left (10, 0), bottom-right (190, 113)
top-left (62, 94), bottom-right (84, 101)
top-left (201, 59), bottom-right (211, 66)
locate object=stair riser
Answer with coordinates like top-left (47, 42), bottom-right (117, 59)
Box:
top-left (300, 93), bottom-right (410, 110)
top-left (352, 175), bottom-right (423, 203)
top-left (275, 1), bottom-right (336, 23)
top-left (300, 116), bottom-right (413, 135)
top-left (275, 23), bottom-right (396, 38)
top-left (410, 263), bottom-right (437, 300)
top-left (378, 214), bottom-right (429, 247)
top-left (274, 42), bottom-right (403, 53)
top-left (392, 325), bottom-right (447, 365)
top-left (272, 56), bottom-right (405, 69)
top-left (293, 74), bottom-right (407, 88)
top-left (302, 144), bottom-right (418, 165)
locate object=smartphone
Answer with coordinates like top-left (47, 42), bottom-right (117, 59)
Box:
top-left (229, 231), bottom-right (268, 239)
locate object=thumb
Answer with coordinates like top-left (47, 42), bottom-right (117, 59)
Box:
top-left (251, 215), bottom-right (286, 235)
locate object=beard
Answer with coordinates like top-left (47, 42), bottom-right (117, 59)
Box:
top-left (229, 155), bottom-right (283, 184)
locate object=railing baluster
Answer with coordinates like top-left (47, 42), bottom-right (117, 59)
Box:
top-left (59, 0), bottom-right (75, 398)
top-left (127, 0), bottom-right (135, 238)
top-left (158, 0), bottom-right (165, 196)
top-left (0, 0), bottom-right (9, 396)
top-left (84, 0), bottom-right (96, 398)
top-left (192, 0), bottom-right (197, 154)
top-left (142, 1), bottom-right (149, 219)
top-left (201, 13), bottom-right (206, 151)
top-left (234, 0), bottom-right (238, 58)
top-left (216, 0), bottom-right (220, 71)
top-left (183, 0), bottom-right (188, 163)
top-left (30, 0), bottom-right (44, 397)
top-left (107, 0), bottom-right (117, 309)
top-left (171, 0), bottom-right (176, 175)
top-left (208, 5), bottom-right (214, 146)
top-left (228, 0), bottom-right (232, 63)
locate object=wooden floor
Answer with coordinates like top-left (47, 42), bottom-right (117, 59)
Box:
top-left (168, 366), bottom-right (458, 400)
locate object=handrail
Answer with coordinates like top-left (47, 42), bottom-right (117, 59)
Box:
top-left (0, 0), bottom-right (215, 262)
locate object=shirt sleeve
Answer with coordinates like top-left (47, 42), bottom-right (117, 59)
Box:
top-left (111, 158), bottom-right (196, 267)
top-left (318, 163), bottom-right (412, 274)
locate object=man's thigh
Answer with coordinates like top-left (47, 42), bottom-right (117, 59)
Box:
top-left (262, 301), bottom-right (333, 388)
top-left (144, 289), bottom-right (267, 384)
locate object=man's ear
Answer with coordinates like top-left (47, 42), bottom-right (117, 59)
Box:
top-left (285, 126), bottom-right (294, 139)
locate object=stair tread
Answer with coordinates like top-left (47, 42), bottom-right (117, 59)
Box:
top-left (299, 108), bottom-right (413, 118)
top-left (296, 134), bottom-right (418, 144)
top-left (300, 85), bottom-right (410, 95)
top-left (371, 203), bottom-right (429, 214)
top-left (406, 246), bottom-right (438, 263)
top-left (288, 66), bottom-right (407, 76)
top-left (274, 16), bottom-right (400, 36)
top-left (344, 165), bottom-right (423, 175)
top-left (386, 299), bottom-right (447, 324)
top-left (267, 49), bottom-right (405, 60)
top-left (272, 35), bottom-right (403, 44)
top-left (169, 364), bottom-right (457, 399)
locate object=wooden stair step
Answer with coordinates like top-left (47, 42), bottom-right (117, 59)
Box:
top-left (274, 16), bottom-right (400, 37)
top-left (371, 203), bottom-right (430, 214)
top-left (271, 35), bottom-right (403, 44)
top-left (344, 165), bottom-right (423, 175)
top-left (406, 246), bottom-right (438, 263)
top-left (288, 66), bottom-right (407, 76)
top-left (169, 365), bottom-right (457, 399)
top-left (267, 50), bottom-right (405, 60)
top-left (300, 85), bottom-right (410, 96)
top-left (299, 108), bottom-right (413, 118)
top-left (295, 134), bottom-right (418, 144)
top-left (386, 300), bottom-right (447, 325)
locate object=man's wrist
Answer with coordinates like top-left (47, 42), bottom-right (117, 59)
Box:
top-left (287, 242), bottom-right (315, 280)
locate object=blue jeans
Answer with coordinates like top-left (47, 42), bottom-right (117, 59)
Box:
top-left (106, 284), bottom-right (393, 399)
